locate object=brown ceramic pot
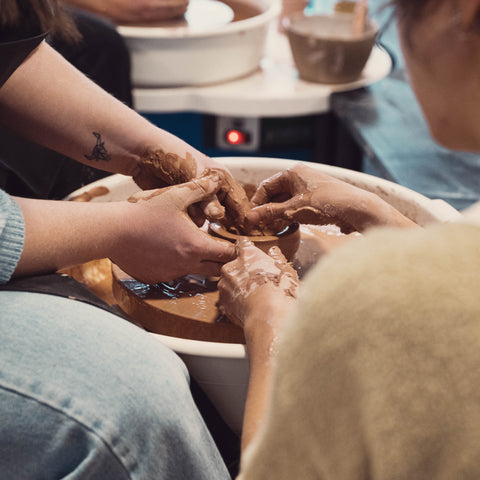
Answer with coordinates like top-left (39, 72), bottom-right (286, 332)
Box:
top-left (284, 12), bottom-right (379, 84)
top-left (208, 222), bottom-right (301, 261)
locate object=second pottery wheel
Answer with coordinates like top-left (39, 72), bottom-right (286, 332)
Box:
top-left (117, 0), bottom-right (277, 86)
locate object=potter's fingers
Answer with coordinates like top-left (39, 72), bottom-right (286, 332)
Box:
top-left (250, 171), bottom-right (286, 205)
top-left (127, 181), bottom-right (215, 206)
top-left (268, 246), bottom-right (300, 288)
top-left (237, 237), bottom-right (255, 250)
top-left (201, 234), bottom-right (237, 264)
top-left (246, 201), bottom-right (290, 226)
top-left (235, 238), bottom-right (274, 270)
top-left (217, 276), bottom-right (229, 299)
top-left (127, 188), bottom-right (162, 203)
top-left (188, 192), bottom-right (225, 226)
top-left (179, 172), bottom-right (223, 208)
top-left (218, 239), bottom-right (253, 278)
top-left (216, 173), bottom-right (251, 227)
top-left (235, 237), bottom-right (257, 259)
top-left (267, 245), bottom-right (288, 264)
top-left (219, 259), bottom-right (238, 280)
top-left (202, 198), bottom-right (226, 222)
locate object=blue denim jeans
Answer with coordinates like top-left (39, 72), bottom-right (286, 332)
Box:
top-left (0, 291), bottom-right (230, 480)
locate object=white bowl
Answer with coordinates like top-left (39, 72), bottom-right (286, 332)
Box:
top-left (66, 157), bottom-right (462, 433)
top-left (117, 0), bottom-right (280, 87)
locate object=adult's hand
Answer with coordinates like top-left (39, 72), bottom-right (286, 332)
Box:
top-left (218, 238), bottom-right (299, 335)
top-left (13, 173), bottom-right (235, 283)
top-left (65, 0), bottom-right (190, 24)
top-left (112, 172), bottom-right (237, 283)
top-left (246, 164), bottom-right (418, 233)
top-left (133, 151), bottom-right (251, 231)
top-left (218, 238), bottom-right (299, 450)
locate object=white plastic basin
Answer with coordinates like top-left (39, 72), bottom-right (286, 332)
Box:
top-left (67, 157), bottom-right (462, 434)
top-left (117, 0), bottom-right (280, 87)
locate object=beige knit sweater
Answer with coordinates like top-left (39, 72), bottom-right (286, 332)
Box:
top-left (238, 222), bottom-right (480, 480)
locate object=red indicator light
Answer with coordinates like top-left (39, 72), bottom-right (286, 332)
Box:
top-left (226, 129), bottom-right (249, 145)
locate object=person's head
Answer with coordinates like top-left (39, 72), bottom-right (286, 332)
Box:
top-left (390, 0), bottom-right (480, 152)
top-left (1, 0), bottom-right (79, 41)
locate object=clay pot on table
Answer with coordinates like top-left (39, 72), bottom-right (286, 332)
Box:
top-left (284, 12), bottom-right (379, 84)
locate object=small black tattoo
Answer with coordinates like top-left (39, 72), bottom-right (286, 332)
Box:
top-left (84, 132), bottom-right (111, 162)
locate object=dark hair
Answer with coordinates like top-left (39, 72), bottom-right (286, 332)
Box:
top-left (0, 0), bottom-right (80, 42)
top-left (386, 0), bottom-right (435, 26)
top-left (388, 0), bottom-right (480, 30)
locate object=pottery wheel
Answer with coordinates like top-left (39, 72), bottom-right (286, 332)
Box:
top-left (110, 225), bottom-right (353, 344)
top-left (111, 264), bottom-right (245, 344)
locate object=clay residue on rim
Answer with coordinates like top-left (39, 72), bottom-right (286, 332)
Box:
top-left (225, 0), bottom-right (263, 22)
top-left (133, 148), bottom-right (197, 189)
top-left (120, 0), bottom-right (263, 28)
top-left (69, 185), bottom-right (110, 202)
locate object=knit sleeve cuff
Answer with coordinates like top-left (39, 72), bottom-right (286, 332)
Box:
top-left (0, 191), bottom-right (25, 284)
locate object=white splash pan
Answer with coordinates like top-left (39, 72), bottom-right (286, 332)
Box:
top-left (67, 157), bottom-right (462, 434)
top-left (117, 0), bottom-right (280, 87)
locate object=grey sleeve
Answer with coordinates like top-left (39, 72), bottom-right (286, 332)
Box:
top-left (0, 190), bottom-right (25, 284)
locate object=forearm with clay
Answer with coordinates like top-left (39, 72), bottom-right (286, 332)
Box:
top-left (297, 189), bottom-right (418, 232)
top-left (0, 41), bottom-right (253, 225)
top-left (218, 240), bottom-right (299, 450)
top-left (247, 165), bottom-right (418, 233)
top-left (0, 42), bottom-right (213, 186)
top-left (13, 172), bottom-right (236, 282)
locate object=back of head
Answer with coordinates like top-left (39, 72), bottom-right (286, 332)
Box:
top-left (0, 0), bottom-right (80, 42)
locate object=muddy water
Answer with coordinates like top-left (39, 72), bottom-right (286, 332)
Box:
top-left (225, 0), bottom-right (263, 21)
top-left (122, 0), bottom-right (263, 28)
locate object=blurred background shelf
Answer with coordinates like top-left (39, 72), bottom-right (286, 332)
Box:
top-left (132, 0), bottom-right (480, 211)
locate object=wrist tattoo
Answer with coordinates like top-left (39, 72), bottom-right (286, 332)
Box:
top-left (84, 132), bottom-right (111, 162)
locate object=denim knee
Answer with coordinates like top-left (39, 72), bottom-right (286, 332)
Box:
top-left (0, 292), bottom-right (229, 480)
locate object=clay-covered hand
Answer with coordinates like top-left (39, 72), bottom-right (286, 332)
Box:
top-left (69, 0), bottom-right (190, 24)
top-left (133, 149), bottom-right (252, 230)
top-left (246, 164), bottom-right (418, 234)
top-left (111, 171), bottom-right (236, 284)
top-left (218, 238), bottom-right (299, 336)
